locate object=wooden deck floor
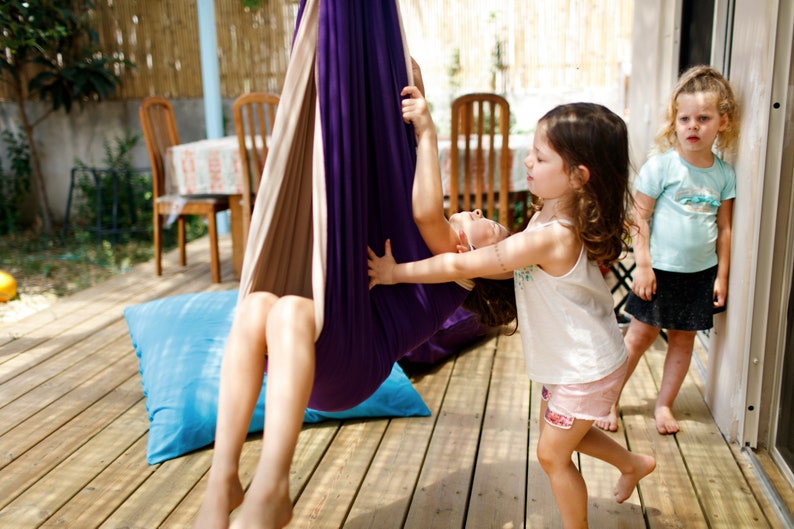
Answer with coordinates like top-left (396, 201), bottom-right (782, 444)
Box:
top-left (0, 234), bottom-right (787, 528)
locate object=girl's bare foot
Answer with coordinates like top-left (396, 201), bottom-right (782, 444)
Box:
top-left (194, 475), bottom-right (245, 529)
top-left (614, 453), bottom-right (656, 503)
top-left (595, 404), bottom-right (619, 432)
top-left (230, 480), bottom-right (292, 529)
top-left (654, 405), bottom-right (679, 434)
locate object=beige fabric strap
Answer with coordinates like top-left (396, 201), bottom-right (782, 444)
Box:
top-left (238, 0), bottom-right (321, 322)
top-left (238, 0), bottom-right (413, 340)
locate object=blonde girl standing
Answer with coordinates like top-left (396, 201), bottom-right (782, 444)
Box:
top-left (597, 65), bottom-right (740, 435)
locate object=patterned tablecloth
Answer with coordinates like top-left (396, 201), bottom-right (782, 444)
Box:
top-left (166, 136), bottom-right (247, 195)
top-left (166, 134), bottom-right (531, 197)
top-left (437, 134), bottom-right (532, 196)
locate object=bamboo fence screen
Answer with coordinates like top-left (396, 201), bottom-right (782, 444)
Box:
top-left (0, 0), bottom-right (633, 101)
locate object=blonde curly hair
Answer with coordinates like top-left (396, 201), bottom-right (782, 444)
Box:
top-left (654, 65), bottom-right (740, 157)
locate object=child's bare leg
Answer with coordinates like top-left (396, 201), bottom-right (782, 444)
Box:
top-left (231, 295), bottom-right (316, 529)
top-left (596, 319), bottom-right (659, 432)
top-left (195, 292), bottom-right (279, 529)
top-left (655, 329), bottom-right (696, 434)
top-left (575, 425), bottom-right (656, 502)
top-left (536, 400), bottom-right (591, 529)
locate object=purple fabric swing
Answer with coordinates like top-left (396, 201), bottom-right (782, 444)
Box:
top-left (238, 0), bottom-right (467, 412)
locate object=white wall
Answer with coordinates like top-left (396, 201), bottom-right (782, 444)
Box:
top-left (0, 98), bottom-right (221, 220)
top-left (707, 0), bottom-right (779, 443)
top-left (625, 0), bottom-right (679, 169)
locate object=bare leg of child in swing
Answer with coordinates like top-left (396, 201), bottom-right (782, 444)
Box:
top-left (195, 292), bottom-right (316, 529)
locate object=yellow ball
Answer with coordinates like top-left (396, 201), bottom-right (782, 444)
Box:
top-left (0, 270), bottom-right (17, 303)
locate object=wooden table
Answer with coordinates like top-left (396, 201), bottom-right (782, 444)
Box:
top-left (166, 136), bottom-right (249, 278)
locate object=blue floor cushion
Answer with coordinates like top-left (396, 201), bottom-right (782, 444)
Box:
top-left (124, 290), bottom-right (430, 465)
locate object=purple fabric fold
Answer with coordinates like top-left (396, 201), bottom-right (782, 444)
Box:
top-left (307, 0), bottom-right (467, 410)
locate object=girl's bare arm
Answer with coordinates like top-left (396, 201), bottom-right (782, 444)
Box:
top-left (630, 191), bottom-right (657, 300)
top-left (713, 198), bottom-right (733, 306)
top-left (402, 85), bottom-right (459, 255)
top-left (368, 221), bottom-right (576, 287)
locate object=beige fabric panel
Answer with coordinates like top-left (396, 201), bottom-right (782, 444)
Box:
top-left (237, 0), bottom-right (321, 317)
top-left (238, 0), bottom-right (414, 340)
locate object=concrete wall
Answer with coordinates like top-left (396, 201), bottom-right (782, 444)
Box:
top-left (0, 98), bottom-right (227, 221)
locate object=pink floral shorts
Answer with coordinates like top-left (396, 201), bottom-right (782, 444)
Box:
top-left (541, 361), bottom-right (628, 429)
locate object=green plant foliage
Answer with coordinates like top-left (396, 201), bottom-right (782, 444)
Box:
top-left (0, 1), bottom-right (132, 109)
top-left (0, 0), bottom-right (135, 236)
top-left (0, 130), bottom-right (32, 235)
top-left (69, 131), bottom-right (207, 249)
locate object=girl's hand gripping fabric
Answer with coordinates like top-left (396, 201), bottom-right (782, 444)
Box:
top-left (368, 239), bottom-right (397, 288)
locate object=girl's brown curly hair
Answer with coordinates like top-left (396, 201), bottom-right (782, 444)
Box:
top-left (532, 102), bottom-right (633, 265)
top-left (463, 276), bottom-right (518, 331)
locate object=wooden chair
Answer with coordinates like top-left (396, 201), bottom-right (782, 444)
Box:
top-left (449, 93), bottom-right (522, 230)
top-left (138, 96), bottom-right (229, 283)
top-left (232, 92), bottom-right (279, 253)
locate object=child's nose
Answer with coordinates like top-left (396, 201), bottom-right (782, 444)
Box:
top-left (473, 209), bottom-right (483, 218)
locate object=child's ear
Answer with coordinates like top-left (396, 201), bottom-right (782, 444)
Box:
top-left (571, 165), bottom-right (591, 188)
top-left (718, 113), bottom-right (729, 131)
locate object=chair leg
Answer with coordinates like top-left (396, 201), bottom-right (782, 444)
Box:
top-left (178, 216), bottom-right (187, 267)
top-left (207, 212), bottom-right (221, 283)
top-left (154, 211), bottom-right (163, 276)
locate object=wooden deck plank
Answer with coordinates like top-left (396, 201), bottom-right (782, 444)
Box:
top-left (0, 263), bottom-right (226, 382)
top-left (343, 355), bottom-right (456, 528)
top-left (0, 373), bottom-right (143, 509)
top-left (1, 272), bottom-right (232, 442)
top-left (290, 419), bottom-right (389, 528)
top-left (639, 336), bottom-right (771, 528)
top-left (0, 347), bottom-right (138, 473)
top-left (0, 402), bottom-right (148, 527)
top-left (98, 446), bottom-right (214, 528)
top-left (0, 330), bottom-right (133, 432)
top-left (621, 338), bottom-right (709, 529)
top-left (734, 447), bottom-right (793, 529)
top-left (41, 435), bottom-right (155, 528)
top-left (0, 234), bottom-right (234, 350)
top-left (642, 345), bottom-right (771, 528)
top-left (465, 331), bottom-right (529, 529)
top-left (0, 234), bottom-right (783, 528)
top-left (164, 423), bottom-right (340, 527)
top-left (403, 342), bottom-right (494, 528)
top-left (161, 436), bottom-right (264, 528)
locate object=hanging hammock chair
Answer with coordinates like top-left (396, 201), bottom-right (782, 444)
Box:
top-left (238, 0), bottom-right (468, 412)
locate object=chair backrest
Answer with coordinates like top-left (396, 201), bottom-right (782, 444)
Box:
top-left (232, 92), bottom-right (280, 245)
top-left (449, 93), bottom-right (511, 227)
top-left (232, 92), bottom-right (279, 197)
top-left (139, 96), bottom-right (180, 200)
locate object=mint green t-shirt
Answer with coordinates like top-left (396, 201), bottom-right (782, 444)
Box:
top-left (634, 149), bottom-right (736, 273)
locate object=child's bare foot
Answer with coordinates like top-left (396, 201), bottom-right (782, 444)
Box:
top-left (595, 404), bottom-right (619, 432)
top-left (230, 480), bottom-right (292, 529)
top-left (614, 453), bottom-right (656, 503)
top-left (194, 475), bottom-right (245, 529)
top-left (654, 405), bottom-right (679, 434)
